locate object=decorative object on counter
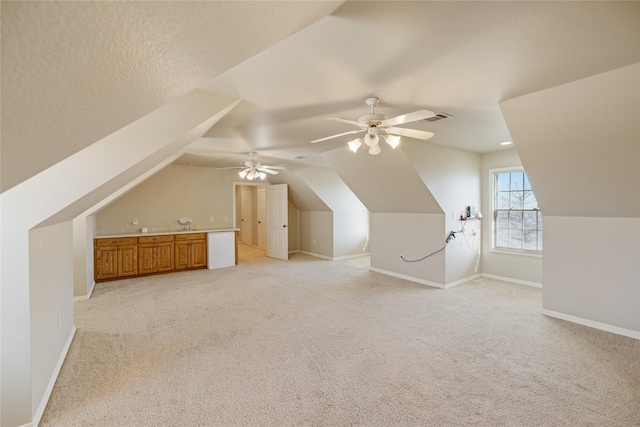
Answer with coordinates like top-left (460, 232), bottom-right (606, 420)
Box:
top-left (178, 218), bottom-right (193, 230)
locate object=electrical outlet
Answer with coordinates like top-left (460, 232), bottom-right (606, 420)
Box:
top-left (132, 219), bottom-right (138, 225)
top-left (210, 216), bottom-right (215, 222)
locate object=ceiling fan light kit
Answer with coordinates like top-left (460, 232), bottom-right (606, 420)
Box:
top-left (216, 152), bottom-right (283, 180)
top-left (385, 134), bottom-right (401, 149)
top-left (311, 97), bottom-right (437, 156)
top-left (348, 138), bottom-right (362, 153)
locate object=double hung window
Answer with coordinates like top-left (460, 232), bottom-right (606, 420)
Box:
top-left (492, 168), bottom-right (542, 253)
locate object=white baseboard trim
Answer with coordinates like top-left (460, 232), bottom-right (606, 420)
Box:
top-left (369, 267), bottom-right (445, 289)
top-left (444, 274), bottom-right (482, 289)
top-left (541, 309), bottom-right (640, 340)
top-left (300, 251), bottom-right (371, 261)
top-left (299, 250), bottom-right (332, 260)
top-left (32, 325), bottom-right (77, 427)
top-left (481, 273), bottom-right (542, 288)
top-left (333, 252), bottom-right (370, 261)
top-left (73, 280), bottom-right (96, 302)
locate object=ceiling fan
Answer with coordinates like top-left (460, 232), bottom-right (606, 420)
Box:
top-left (217, 152), bottom-right (283, 180)
top-left (311, 97), bottom-right (436, 155)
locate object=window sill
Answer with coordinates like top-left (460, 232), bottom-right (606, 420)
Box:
top-left (489, 248), bottom-right (542, 258)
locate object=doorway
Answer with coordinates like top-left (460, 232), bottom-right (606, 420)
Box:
top-left (235, 183), bottom-right (267, 261)
top-left (233, 183), bottom-right (290, 263)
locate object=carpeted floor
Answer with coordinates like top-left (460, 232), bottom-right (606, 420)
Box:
top-left (41, 245), bottom-right (640, 426)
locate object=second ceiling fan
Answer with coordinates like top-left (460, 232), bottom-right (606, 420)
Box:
top-left (217, 152), bottom-right (283, 180)
top-left (311, 97), bottom-right (436, 155)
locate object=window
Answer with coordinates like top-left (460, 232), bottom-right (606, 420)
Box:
top-left (492, 168), bottom-right (542, 253)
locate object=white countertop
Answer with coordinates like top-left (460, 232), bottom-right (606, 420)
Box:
top-left (94, 228), bottom-right (239, 239)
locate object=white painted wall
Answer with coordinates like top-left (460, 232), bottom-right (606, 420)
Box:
top-left (402, 141), bottom-right (482, 284)
top-left (72, 214), bottom-right (98, 299)
top-left (370, 213), bottom-right (446, 286)
top-left (28, 222), bottom-right (75, 424)
top-left (0, 90), bottom-right (239, 426)
top-left (480, 149), bottom-right (543, 285)
top-left (288, 201), bottom-right (300, 253)
top-left (500, 64), bottom-right (640, 336)
top-left (293, 166), bottom-right (369, 259)
top-left (322, 146), bottom-right (442, 214)
top-left (300, 211), bottom-right (334, 258)
top-left (333, 210), bottom-right (370, 259)
top-left (543, 217), bottom-right (639, 336)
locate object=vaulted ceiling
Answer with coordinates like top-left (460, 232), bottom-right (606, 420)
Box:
top-left (2, 1), bottom-right (639, 192)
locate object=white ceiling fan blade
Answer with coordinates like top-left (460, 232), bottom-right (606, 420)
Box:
top-left (259, 165), bottom-right (284, 170)
top-left (385, 127), bottom-right (435, 140)
top-left (215, 166), bottom-right (245, 170)
top-left (256, 167), bottom-right (279, 175)
top-left (383, 109), bottom-right (436, 127)
top-left (311, 129), bottom-right (364, 143)
top-left (327, 117), bottom-right (365, 127)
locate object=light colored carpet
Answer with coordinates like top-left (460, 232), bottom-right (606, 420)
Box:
top-left (41, 245), bottom-right (640, 426)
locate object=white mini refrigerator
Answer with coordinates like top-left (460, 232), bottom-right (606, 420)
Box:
top-left (207, 231), bottom-right (236, 269)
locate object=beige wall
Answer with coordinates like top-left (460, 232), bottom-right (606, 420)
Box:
top-left (96, 165), bottom-right (239, 233)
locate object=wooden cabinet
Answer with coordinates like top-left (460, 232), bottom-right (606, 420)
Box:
top-left (95, 232), bottom-right (207, 282)
top-left (94, 237), bottom-right (138, 281)
top-left (138, 235), bottom-right (174, 275)
top-left (174, 233), bottom-right (207, 270)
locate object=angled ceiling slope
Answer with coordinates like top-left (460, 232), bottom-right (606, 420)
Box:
top-left (1, 1), bottom-right (343, 192)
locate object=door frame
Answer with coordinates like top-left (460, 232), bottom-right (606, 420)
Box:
top-left (232, 182), bottom-right (268, 246)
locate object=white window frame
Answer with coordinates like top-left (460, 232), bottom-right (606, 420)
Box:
top-left (490, 166), bottom-right (542, 257)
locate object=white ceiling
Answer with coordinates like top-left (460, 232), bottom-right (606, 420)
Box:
top-left (2, 1), bottom-right (638, 191)
top-left (179, 1), bottom-right (640, 169)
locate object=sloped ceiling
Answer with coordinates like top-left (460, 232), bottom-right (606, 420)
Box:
top-left (191, 1), bottom-right (639, 170)
top-left (2, 1), bottom-right (638, 194)
top-left (500, 64), bottom-right (640, 218)
top-left (0, 1), bottom-right (342, 191)
top-left (322, 145), bottom-right (441, 214)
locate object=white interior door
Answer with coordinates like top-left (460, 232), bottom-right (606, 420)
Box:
top-left (266, 184), bottom-right (288, 260)
top-left (258, 186), bottom-right (267, 250)
top-left (240, 186), bottom-right (252, 245)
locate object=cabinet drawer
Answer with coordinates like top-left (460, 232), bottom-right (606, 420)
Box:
top-left (138, 235), bottom-right (174, 244)
top-left (95, 237), bottom-right (138, 247)
top-left (174, 233), bottom-right (206, 241)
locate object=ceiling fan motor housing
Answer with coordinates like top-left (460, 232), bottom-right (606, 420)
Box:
top-left (359, 113), bottom-right (387, 125)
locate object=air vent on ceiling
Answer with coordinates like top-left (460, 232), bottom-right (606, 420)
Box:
top-left (423, 113), bottom-right (452, 123)
top-left (293, 155), bottom-right (306, 160)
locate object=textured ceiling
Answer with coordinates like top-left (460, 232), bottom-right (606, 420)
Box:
top-left (1, 1), bottom-right (341, 191)
top-left (2, 1), bottom-right (638, 191)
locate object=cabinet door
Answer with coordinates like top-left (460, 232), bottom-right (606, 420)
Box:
top-left (118, 244), bottom-right (138, 277)
top-left (190, 240), bottom-right (207, 268)
top-left (95, 246), bottom-right (118, 280)
top-left (156, 242), bottom-right (174, 272)
top-left (174, 241), bottom-right (191, 270)
top-left (138, 244), bottom-right (157, 275)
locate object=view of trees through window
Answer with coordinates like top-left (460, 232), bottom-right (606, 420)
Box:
top-left (494, 170), bottom-right (542, 252)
